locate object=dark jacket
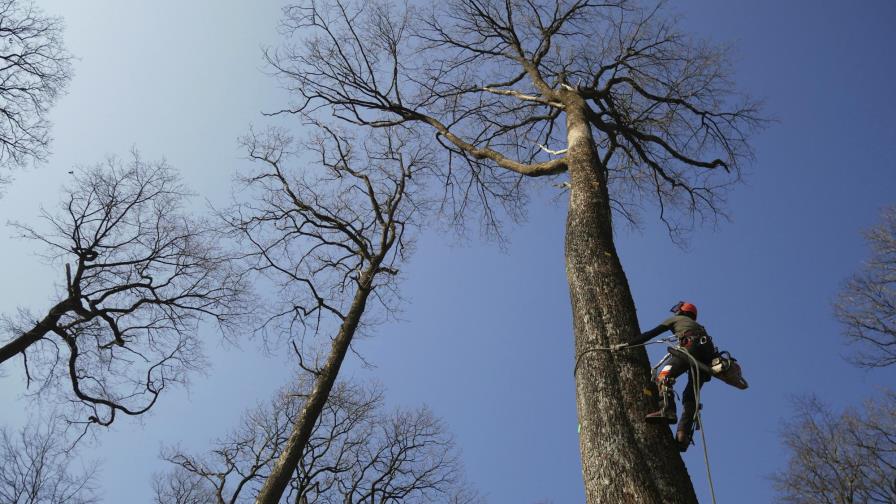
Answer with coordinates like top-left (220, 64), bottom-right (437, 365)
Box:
top-left (630, 314), bottom-right (707, 346)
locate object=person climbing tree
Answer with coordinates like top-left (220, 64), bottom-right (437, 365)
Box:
top-left (614, 301), bottom-right (715, 451)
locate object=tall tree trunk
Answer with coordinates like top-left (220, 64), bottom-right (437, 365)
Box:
top-left (563, 93), bottom-right (698, 504)
top-left (254, 267), bottom-right (377, 504)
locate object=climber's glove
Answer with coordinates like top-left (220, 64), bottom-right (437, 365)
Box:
top-left (610, 342), bottom-right (629, 352)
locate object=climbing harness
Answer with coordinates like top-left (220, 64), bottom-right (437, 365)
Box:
top-left (679, 333), bottom-right (709, 348)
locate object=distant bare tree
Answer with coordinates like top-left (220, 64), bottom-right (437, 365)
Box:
top-left (0, 0), bottom-right (72, 188)
top-left (266, 1), bottom-right (762, 501)
top-left (0, 154), bottom-right (248, 426)
top-left (772, 392), bottom-right (896, 504)
top-left (152, 468), bottom-right (217, 504)
top-left (0, 418), bottom-right (98, 504)
top-left (774, 207), bottom-right (896, 503)
top-left (156, 377), bottom-right (481, 504)
top-left (221, 124), bottom-right (429, 503)
top-left (836, 206), bottom-right (896, 368)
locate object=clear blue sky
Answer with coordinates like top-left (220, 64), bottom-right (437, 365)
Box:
top-left (1, 1), bottom-right (895, 503)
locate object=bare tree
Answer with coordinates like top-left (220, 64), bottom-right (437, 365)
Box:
top-left (0, 154), bottom-right (248, 426)
top-left (221, 124), bottom-right (428, 503)
top-left (265, 1), bottom-right (762, 501)
top-left (156, 376), bottom-right (481, 504)
top-left (773, 208), bottom-right (896, 503)
top-left (0, 0), bottom-right (72, 188)
top-left (0, 418), bottom-right (98, 504)
top-left (152, 468), bottom-right (217, 504)
top-left (772, 392), bottom-right (896, 504)
top-left (836, 206), bottom-right (896, 368)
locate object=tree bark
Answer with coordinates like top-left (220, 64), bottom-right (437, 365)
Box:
top-left (563, 92), bottom-right (698, 503)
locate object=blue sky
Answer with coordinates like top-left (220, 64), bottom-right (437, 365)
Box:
top-left (1, 1), bottom-right (895, 503)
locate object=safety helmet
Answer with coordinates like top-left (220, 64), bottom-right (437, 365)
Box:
top-left (671, 301), bottom-right (698, 319)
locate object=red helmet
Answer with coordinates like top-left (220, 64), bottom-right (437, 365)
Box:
top-left (671, 301), bottom-right (698, 318)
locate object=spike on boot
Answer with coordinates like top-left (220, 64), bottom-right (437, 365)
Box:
top-left (645, 397), bottom-right (677, 425)
top-left (676, 429), bottom-right (692, 452)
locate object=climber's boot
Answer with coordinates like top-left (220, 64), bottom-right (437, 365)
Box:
top-left (676, 429), bottom-right (693, 452)
top-left (645, 377), bottom-right (677, 425)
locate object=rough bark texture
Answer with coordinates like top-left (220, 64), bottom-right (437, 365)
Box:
top-left (564, 94), bottom-right (698, 503)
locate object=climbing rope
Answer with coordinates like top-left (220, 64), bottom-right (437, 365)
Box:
top-left (677, 346), bottom-right (719, 504)
top-left (573, 336), bottom-right (677, 377)
top-left (576, 339), bottom-right (720, 504)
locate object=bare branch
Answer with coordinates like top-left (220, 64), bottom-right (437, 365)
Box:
top-left (0, 417), bottom-right (99, 504)
top-left (0, 0), bottom-right (72, 189)
top-left (224, 125), bottom-right (425, 345)
top-left (221, 123), bottom-right (433, 504)
top-left (773, 392), bottom-right (896, 504)
top-left (0, 153), bottom-right (250, 426)
top-left (269, 0), bottom-right (762, 239)
top-left (156, 377), bottom-right (481, 504)
top-left (836, 206), bottom-right (896, 368)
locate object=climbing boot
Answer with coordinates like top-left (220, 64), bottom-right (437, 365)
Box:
top-left (645, 380), bottom-right (677, 424)
top-left (645, 399), bottom-right (677, 424)
top-left (676, 429), bottom-right (692, 452)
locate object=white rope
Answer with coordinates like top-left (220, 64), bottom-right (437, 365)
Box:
top-left (573, 336), bottom-right (677, 377)
top-left (678, 347), bottom-right (719, 504)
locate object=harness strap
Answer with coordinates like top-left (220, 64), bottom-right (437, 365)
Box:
top-left (679, 331), bottom-right (712, 348)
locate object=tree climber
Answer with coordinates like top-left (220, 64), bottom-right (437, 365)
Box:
top-left (613, 301), bottom-right (715, 451)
